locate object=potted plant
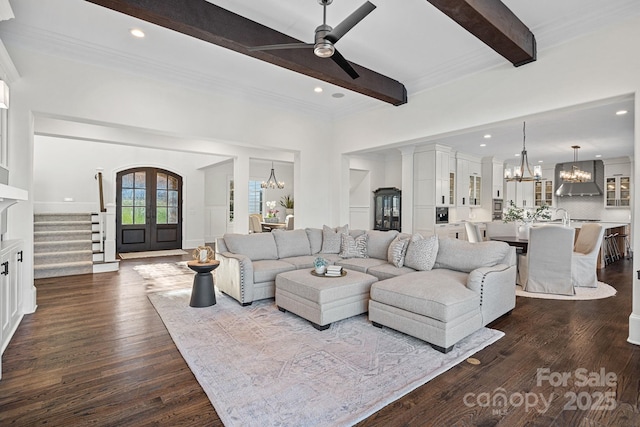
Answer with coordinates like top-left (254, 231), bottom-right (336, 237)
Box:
top-left (503, 201), bottom-right (551, 238)
top-left (280, 195), bottom-right (294, 215)
top-left (314, 257), bottom-right (328, 274)
top-left (265, 200), bottom-right (279, 223)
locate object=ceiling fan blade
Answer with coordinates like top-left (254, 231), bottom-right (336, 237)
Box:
top-left (331, 49), bottom-right (359, 79)
top-left (325, 1), bottom-right (376, 44)
top-left (248, 42), bottom-right (313, 52)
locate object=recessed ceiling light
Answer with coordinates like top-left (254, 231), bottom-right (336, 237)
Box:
top-left (480, 143), bottom-right (486, 147)
top-left (483, 134), bottom-right (491, 139)
top-left (595, 154), bottom-right (602, 158)
top-left (538, 160), bottom-right (544, 163)
top-left (515, 153), bottom-right (520, 157)
top-left (130, 28), bottom-right (145, 38)
top-left (314, 87), bottom-right (323, 93)
top-left (616, 110), bottom-right (628, 115)
top-left (332, 93), bottom-right (345, 98)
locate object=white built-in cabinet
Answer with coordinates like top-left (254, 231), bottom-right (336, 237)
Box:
top-left (456, 154), bottom-right (482, 207)
top-left (0, 239), bottom-right (24, 379)
top-left (604, 158), bottom-right (631, 208)
top-left (506, 181), bottom-right (535, 207)
top-left (413, 145), bottom-right (453, 236)
top-left (534, 179), bottom-right (554, 206)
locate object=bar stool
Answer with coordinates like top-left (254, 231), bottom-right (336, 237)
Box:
top-left (611, 233), bottom-right (622, 261)
top-left (604, 233), bottom-right (615, 265)
top-left (619, 233), bottom-right (632, 259)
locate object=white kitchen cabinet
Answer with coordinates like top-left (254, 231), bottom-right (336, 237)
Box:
top-left (604, 158), bottom-right (631, 208)
top-left (1, 240), bottom-right (24, 379)
top-left (506, 181), bottom-right (535, 207)
top-left (414, 146), bottom-right (452, 208)
top-left (456, 154), bottom-right (482, 207)
top-left (435, 223), bottom-right (466, 240)
top-left (534, 179), bottom-right (554, 206)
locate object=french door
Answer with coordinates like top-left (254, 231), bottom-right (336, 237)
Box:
top-left (116, 167), bottom-right (183, 253)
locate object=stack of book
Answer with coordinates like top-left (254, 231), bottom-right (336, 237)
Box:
top-left (325, 265), bottom-right (343, 277)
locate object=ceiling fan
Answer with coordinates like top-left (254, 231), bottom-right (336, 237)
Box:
top-left (248, 0), bottom-right (376, 79)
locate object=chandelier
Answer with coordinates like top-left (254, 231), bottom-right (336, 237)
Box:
top-left (261, 162), bottom-right (284, 189)
top-left (504, 121), bottom-right (542, 182)
top-left (559, 145), bottom-right (591, 182)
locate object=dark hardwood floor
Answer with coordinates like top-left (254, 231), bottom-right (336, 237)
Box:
top-left (1, 255), bottom-right (638, 426)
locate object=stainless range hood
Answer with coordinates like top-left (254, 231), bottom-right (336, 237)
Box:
top-left (555, 160), bottom-right (603, 197)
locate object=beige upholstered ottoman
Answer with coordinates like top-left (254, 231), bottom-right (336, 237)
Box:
top-left (275, 269), bottom-right (378, 330)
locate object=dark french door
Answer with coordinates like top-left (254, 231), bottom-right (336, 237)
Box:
top-left (116, 167), bottom-right (183, 253)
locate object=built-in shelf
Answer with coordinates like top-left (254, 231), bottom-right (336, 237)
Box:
top-left (0, 183), bottom-right (28, 214)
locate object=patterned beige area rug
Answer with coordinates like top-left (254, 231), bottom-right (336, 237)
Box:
top-left (516, 281), bottom-right (617, 300)
top-left (119, 249), bottom-right (188, 259)
top-left (149, 288), bottom-right (504, 427)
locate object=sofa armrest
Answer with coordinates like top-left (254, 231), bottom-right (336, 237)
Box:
top-left (467, 263), bottom-right (517, 326)
top-left (215, 251), bottom-right (255, 305)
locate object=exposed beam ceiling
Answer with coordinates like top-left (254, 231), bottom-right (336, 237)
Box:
top-left (426, 0), bottom-right (536, 66)
top-left (84, 0), bottom-right (408, 106)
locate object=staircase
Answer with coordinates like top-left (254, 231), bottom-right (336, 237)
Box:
top-left (34, 213), bottom-right (118, 279)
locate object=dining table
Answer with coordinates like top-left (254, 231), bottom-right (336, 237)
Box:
top-left (261, 221), bottom-right (286, 231)
top-left (489, 235), bottom-right (529, 253)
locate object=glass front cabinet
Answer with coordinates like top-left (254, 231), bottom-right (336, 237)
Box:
top-left (373, 187), bottom-right (401, 231)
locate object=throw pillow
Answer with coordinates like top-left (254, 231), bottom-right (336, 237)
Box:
top-left (339, 233), bottom-right (368, 259)
top-left (404, 234), bottom-right (438, 271)
top-left (387, 235), bottom-right (409, 267)
top-left (271, 229), bottom-right (311, 259)
top-left (320, 224), bottom-right (349, 254)
top-left (433, 238), bottom-right (510, 273)
top-left (305, 228), bottom-right (323, 254)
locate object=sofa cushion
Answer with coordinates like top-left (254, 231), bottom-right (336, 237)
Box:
top-left (339, 233), bottom-right (368, 258)
top-left (367, 263), bottom-right (416, 280)
top-left (321, 224), bottom-right (349, 254)
top-left (272, 229), bottom-right (311, 258)
top-left (404, 234), bottom-right (438, 271)
top-left (387, 235), bottom-right (410, 267)
top-left (366, 230), bottom-right (399, 260)
top-left (252, 259), bottom-right (296, 283)
top-left (335, 257), bottom-right (387, 273)
top-left (279, 255), bottom-right (317, 269)
top-left (305, 228), bottom-right (323, 254)
top-left (370, 270), bottom-right (478, 322)
top-left (434, 238), bottom-right (511, 273)
top-left (223, 233), bottom-right (278, 261)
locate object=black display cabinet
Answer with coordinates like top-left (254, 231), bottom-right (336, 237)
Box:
top-left (373, 187), bottom-right (401, 231)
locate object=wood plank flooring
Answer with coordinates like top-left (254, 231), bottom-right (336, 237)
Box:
top-left (0, 255), bottom-right (638, 426)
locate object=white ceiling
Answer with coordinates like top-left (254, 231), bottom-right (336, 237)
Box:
top-left (0, 0), bottom-right (637, 165)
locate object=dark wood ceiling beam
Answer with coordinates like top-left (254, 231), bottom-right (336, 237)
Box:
top-left (85, 0), bottom-right (407, 106)
top-left (426, 0), bottom-right (536, 66)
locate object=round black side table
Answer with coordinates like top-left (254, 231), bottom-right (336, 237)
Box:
top-left (187, 260), bottom-right (220, 307)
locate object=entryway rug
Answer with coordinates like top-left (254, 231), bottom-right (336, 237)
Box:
top-left (149, 289), bottom-right (504, 427)
top-left (119, 249), bottom-right (188, 259)
top-left (516, 281), bottom-right (617, 300)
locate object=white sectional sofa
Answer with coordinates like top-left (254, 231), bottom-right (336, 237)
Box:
top-left (214, 226), bottom-right (516, 352)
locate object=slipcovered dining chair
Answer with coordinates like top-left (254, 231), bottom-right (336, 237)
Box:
top-left (572, 223), bottom-right (605, 288)
top-left (485, 221), bottom-right (518, 238)
top-left (285, 214), bottom-right (294, 230)
top-left (249, 214), bottom-right (263, 233)
top-left (464, 222), bottom-right (483, 242)
top-left (519, 225), bottom-right (576, 295)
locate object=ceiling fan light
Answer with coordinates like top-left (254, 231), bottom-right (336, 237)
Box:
top-left (314, 42), bottom-right (334, 58)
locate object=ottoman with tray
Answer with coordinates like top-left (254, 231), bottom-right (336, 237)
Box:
top-left (275, 268), bottom-right (378, 330)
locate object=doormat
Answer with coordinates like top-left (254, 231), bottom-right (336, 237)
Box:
top-left (119, 249), bottom-right (188, 260)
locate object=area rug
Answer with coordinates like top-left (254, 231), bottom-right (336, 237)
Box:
top-left (149, 288), bottom-right (504, 427)
top-left (516, 281), bottom-right (617, 300)
top-left (119, 249), bottom-right (188, 259)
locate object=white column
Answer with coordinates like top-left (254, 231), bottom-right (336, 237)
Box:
top-left (629, 95), bottom-right (640, 345)
top-left (399, 145), bottom-right (415, 234)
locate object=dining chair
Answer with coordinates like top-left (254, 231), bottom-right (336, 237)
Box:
top-left (249, 214), bottom-right (263, 233)
top-left (485, 222), bottom-right (518, 238)
top-left (285, 214), bottom-right (294, 230)
top-left (464, 222), bottom-right (483, 242)
top-left (519, 225), bottom-right (575, 295)
top-left (572, 223), bottom-right (605, 288)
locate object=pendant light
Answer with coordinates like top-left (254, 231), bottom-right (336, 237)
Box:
top-left (261, 162), bottom-right (285, 189)
top-left (504, 121), bottom-right (542, 182)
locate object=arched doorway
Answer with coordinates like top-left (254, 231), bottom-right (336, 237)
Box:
top-left (116, 167), bottom-right (183, 253)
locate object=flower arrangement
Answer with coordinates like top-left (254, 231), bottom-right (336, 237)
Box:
top-left (503, 201), bottom-right (551, 223)
top-left (280, 195), bottom-right (294, 209)
top-left (314, 257), bottom-right (328, 274)
top-left (265, 200), bottom-right (279, 218)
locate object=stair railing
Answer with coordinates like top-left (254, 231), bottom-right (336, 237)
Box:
top-left (95, 168), bottom-right (106, 255)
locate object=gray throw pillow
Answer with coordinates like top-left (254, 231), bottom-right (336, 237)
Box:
top-left (272, 229), bottom-right (311, 258)
top-left (404, 234), bottom-right (438, 271)
top-left (339, 233), bottom-right (368, 259)
top-left (321, 224), bottom-right (349, 254)
top-left (433, 238), bottom-right (510, 272)
top-left (387, 235), bottom-right (409, 267)
top-left (305, 228), bottom-right (323, 254)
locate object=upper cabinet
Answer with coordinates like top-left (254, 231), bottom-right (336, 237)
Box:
top-left (414, 144), bottom-right (452, 208)
top-left (604, 157), bottom-right (631, 208)
top-left (506, 181), bottom-right (534, 207)
top-left (534, 180), bottom-right (554, 206)
top-left (456, 153), bottom-right (482, 207)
